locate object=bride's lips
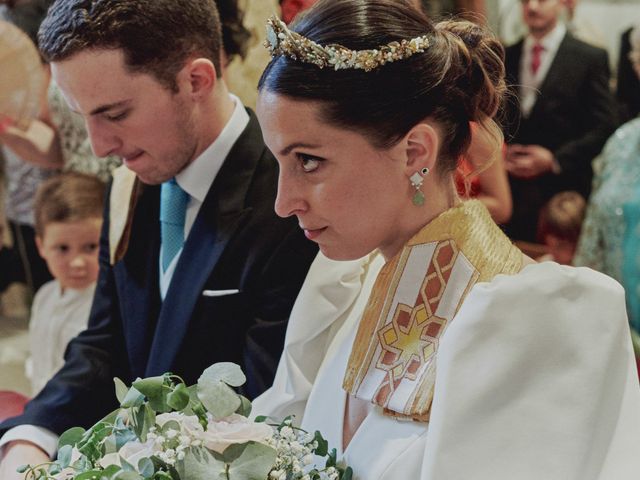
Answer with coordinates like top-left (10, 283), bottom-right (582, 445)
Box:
top-left (302, 226), bottom-right (326, 241)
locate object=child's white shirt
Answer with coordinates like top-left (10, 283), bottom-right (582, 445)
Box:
top-left (26, 279), bottom-right (95, 396)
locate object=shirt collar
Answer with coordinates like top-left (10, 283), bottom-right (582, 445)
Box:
top-left (174, 93), bottom-right (250, 203)
top-left (524, 22), bottom-right (567, 55)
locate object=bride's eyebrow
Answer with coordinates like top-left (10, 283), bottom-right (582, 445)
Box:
top-left (279, 141), bottom-right (321, 156)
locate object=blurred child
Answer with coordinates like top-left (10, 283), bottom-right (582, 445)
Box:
top-left (26, 172), bottom-right (105, 395)
top-left (537, 191), bottom-right (586, 265)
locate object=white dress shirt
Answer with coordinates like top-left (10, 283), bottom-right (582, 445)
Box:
top-left (0, 94), bottom-right (250, 459)
top-left (519, 23), bottom-right (567, 118)
top-left (159, 94), bottom-right (249, 299)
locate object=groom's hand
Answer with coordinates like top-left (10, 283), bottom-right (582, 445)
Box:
top-left (0, 441), bottom-right (50, 480)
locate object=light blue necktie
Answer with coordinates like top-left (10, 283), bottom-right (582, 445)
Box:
top-left (160, 178), bottom-right (189, 272)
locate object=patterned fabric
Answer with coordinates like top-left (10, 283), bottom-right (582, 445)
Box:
top-left (3, 145), bottom-right (57, 225)
top-left (343, 201), bottom-right (522, 421)
top-left (574, 117), bottom-right (640, 336)
top-left (48, 82), bottom-right (121, 182)
top-left (160, 178), bottom-right (189, 272)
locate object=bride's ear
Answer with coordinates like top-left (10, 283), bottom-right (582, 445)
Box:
top-left (402, 122), bottom-right (439, 176)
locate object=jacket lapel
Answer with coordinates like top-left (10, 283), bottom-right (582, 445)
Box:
top-left (527, 32), bottom-right (571, 120)
top-left (145, 111), bottom-right (265, 375)
top-left (115, 184), bottom-right (162, 377)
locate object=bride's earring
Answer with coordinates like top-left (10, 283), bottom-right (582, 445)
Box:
top-left (409, 167), bottom-right (430, 206)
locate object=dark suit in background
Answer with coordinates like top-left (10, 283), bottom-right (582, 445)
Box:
top-left (616, 26), bottom-right (640, 123)
top-left (503, 32), bottom-right (617, 242)
top-left (0, 111), bottom-right (318, 436)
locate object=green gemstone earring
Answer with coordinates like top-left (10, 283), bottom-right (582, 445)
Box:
top-left (410, 167), bottom-right (429, 206)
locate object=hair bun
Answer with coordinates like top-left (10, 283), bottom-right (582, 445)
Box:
top-left (435, 19), bottom-right (506, 122)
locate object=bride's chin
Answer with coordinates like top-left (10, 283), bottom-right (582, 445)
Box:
top-left (319, 244), bottom-right (371, 262)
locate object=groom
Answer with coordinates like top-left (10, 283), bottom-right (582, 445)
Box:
top-left (0, 0), bottom-right (316, 477)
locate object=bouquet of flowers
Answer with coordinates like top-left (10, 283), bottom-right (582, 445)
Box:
top-left (19, 363), bottom-right (352, 480)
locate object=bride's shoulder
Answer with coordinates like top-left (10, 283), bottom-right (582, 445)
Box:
top-left (459, 260), bottom-right (624, 320)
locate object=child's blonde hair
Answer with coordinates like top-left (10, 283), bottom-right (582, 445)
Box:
top-left (34, 172), bottom-right (106, 237)
top-left (537, 191), bottom-right (586, 244)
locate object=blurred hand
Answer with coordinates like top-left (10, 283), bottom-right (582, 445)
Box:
top-left (505, 144), bottom-right (556, 179)
top-left (0, 441), bottom-right (50, 480)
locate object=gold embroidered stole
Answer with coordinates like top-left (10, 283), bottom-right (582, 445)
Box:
top-left (342, 201), bottom-right (522, 421)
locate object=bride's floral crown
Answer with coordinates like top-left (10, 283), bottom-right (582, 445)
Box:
top-left (264, 15), bottom-right (430, 72)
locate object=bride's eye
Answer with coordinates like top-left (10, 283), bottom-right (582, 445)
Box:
top-left (296, 153), bottom-right (322, 173)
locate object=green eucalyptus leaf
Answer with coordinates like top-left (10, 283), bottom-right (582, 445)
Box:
top-left (197, 363), bottom-right (247, 420)
top-left (120, 456), bottom-right (136, 472)
top-left (133, 406), bottom-right (145, 438)
top-left (59, 426), bottom-right (85, 449)
top-left (340, 466), bottom-right (354, 480)
top-left (226, 441), bottom-right (277, 480)
top-left (72, 455), bottom-right (92, 472)
top-left (182, 385), bottom-right (199, 416)
top-left (102, 464), bottom-right (122, 478)
top-left (138, 457), bottom-right (155, 478)
top-left (221, 442), bottom-right (249, 464)
top-left (314, 431), bottom-right (328, 457)
top-left (159, 420), bottom-right (181, 436)
top-left (48, 463), bottom-right (62, 475)
top-left (121, 386), bottom-right (145, 408)
top-left (134, 403), bottom-right (156, 443)
top-left (74, 469), bottom-right (105, 480)
top-left (147, 389), bottom-right (171, 413)
top-left (166, 383), bottom-right (190, 411)
top-left (235, 395), bottom-right (252, 418)
top-left (103, 433), bottom-right (118, 455)
top-left (200, 362), bottom-right (246, 388)
top-left (56, 444), bottom-right (73, 469)
top-left (114, 377), bottom-right (129, 404)
top-left (113, 471), bottom-right (144, 480)
top-left (15, 465), bottom-right (29, 474)
top-left (132, 376), bottom-right (165, 399)
top-left (175, 446), bottom-right (226, 480)
top-left (325, 448), bottom-right (337, 468)
top-left (197, 381), bottom-right (241, 420)
top-left (114, 428), bottom-right (137, 450)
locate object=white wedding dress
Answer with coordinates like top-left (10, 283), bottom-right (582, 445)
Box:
top-left (254, 252), bottom-right (640, 479)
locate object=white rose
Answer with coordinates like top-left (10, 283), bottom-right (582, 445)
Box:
top-left (201, 414), bottom-right (274, 453)
top-left (156, 412), bottom-right (204, 438)
top-left (118, 439), bottom-right (157, 468)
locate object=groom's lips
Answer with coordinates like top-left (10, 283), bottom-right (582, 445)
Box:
top-left (122, 151), bottom-right (144, 164)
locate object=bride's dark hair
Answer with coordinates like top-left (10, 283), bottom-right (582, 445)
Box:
top-left (258, 0), bottom-right (506, 177)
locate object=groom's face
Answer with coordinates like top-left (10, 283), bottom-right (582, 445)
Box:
top-left (52, 48), bottom-right (199, 185)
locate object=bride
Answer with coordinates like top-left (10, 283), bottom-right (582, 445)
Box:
top-left (253, 0), bottom-right (640, 478)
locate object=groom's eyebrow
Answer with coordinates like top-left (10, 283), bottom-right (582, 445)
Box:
top-left (280, 142), bottom-right (321, 156)
top-left (89, 99), bottom-right (133, 116)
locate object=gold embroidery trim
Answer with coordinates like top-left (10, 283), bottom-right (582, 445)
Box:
top-left (343, 200), bottom-right (522, 421)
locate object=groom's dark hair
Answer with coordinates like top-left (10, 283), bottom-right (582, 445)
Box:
top-left (38, 0), bottom-right (223, 91)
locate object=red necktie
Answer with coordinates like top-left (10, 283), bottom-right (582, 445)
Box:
top-left (530, 43), bottom-right (544, 76)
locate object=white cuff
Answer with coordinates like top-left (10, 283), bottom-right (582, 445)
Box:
top-left (0, 425), bottom-right (59, 460)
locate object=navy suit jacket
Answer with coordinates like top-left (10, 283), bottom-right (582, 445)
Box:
top-left (0, 110), bottom-right (318, 436)
top-left (503, 32), bottom-right (617, 242)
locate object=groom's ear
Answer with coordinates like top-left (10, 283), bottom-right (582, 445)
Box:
top-left (181, 58), bottom-right (217, 99)
top-left (402, 121), bottom-right (439, 176)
